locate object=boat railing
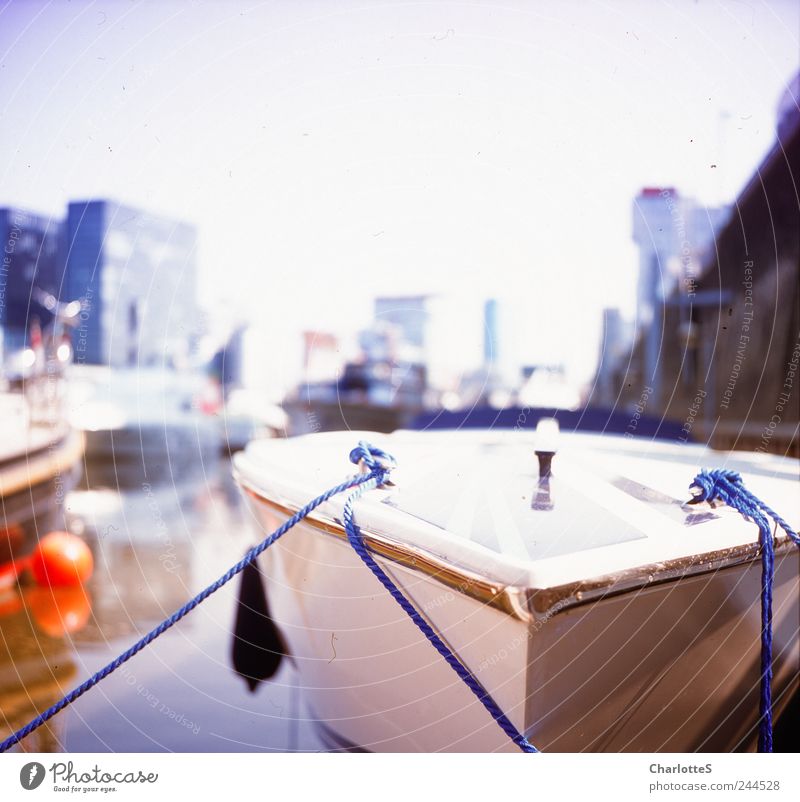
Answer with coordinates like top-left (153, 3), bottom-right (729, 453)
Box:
top-left (2, 339), bottom-right (72, 431)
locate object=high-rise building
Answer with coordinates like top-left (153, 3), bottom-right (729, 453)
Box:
top-left (483, 298), bottom-right (500, 366)
top-left (0, 207), bottom-right (64, 354)
top-left (633, 189), bottom-right (727, 327)
top-left (65, 200), bottom-right (197, 367)
top-left (593, 307), bottom-right (633, 405)
top-left (632, 188), bottom-right (728, 403)
top-left (373, 295), bottom-right (429, 350)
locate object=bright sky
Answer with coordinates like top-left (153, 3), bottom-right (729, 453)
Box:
top-left (1, 0), bottom-right (797, 394)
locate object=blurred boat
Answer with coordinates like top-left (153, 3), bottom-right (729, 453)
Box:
top-left (218, 388), bottom-right (287, 454)
top-left (0, 393), bottom-right (83, 501)
top-left (233, 426), bottom-right (799, 752)
top-left (283, 395), bottom-right (420, 437)
top-left (1, 319), bottom-right (84, 503)
top-left (67, 365), bottom-right (220, 485)
top-left (283, 325), bottom-right (426, 436)
top-left (283, 361), bottom-right (425, 435)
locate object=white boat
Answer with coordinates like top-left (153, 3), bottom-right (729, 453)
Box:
top-left (233, 426), bottom-right (799, 752)
top-left (67, 365), bottom-right (220, 484)
top-left (219, 388), bottom-right (287, 453)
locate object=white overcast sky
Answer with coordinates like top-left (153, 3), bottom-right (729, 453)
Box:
top-left (1, 0), bottom-right (798, 392)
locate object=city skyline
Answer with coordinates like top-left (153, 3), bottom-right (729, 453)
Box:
top-left (1, 0), bottom-right (797, 392)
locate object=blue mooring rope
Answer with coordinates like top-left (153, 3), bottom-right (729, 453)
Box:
top-left (0, 441), bottom-right (536, 754)
top-left (345, 443), bottom-right (537, 752)
top-left (689, 468), bottom-right (800, 753)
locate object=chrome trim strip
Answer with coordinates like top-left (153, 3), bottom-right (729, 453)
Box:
top-left (529, 536), bottom-right (798, 616)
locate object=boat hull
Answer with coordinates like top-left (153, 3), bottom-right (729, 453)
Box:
top-left (82, 421), bottom-right (220, 485)
top-left (243, 491), bottom-right (799, 752)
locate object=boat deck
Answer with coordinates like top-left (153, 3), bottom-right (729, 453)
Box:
top-left (235, 429), bottom-right (800, 600)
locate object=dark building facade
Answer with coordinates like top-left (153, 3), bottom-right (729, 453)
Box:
top-left (65, 200), bottom-right (197, 367)
top-left (681, 106), bottom-right (800, 455)
top-left (597, 102), bottom-right (800, 456)
top-left (0, 207), bottom-right (64, 353)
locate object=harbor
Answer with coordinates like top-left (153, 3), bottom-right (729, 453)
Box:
top-left (1, 398), bottom-right (797, 753)
top-left (0, 0), bottom-right (798, 769)
top-left (1, 455), bottom-right (325, 752)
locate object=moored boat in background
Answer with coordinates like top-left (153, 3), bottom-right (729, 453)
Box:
top-left (0, 326), bottom-right (84, 504)
top-left (67, 365), bottom-right (220, 485)
top-left (283, 323), bottom-right (426, 436)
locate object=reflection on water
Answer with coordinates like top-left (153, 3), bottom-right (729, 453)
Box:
top-left (0, 458), bottom-right (325, 752)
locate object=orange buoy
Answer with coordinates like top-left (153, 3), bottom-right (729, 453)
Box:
top-left (25, 586), bottom-right (92, 637)
top-left (30, 532), bottom-right (94, 587)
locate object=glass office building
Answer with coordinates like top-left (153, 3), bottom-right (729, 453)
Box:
top-left (0, 207), bottom-right (64, 355)
top-left (65, 200), bottom-right (197, 367)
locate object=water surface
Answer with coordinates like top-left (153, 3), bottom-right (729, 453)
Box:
top-left (0, 457), bottom-right (325, 752)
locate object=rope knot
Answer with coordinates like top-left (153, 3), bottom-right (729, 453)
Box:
top-left (686, 465), bottom-right (799, 753)
top-left (688, 468), bottom-right (742, 504)
top-left (348, 440), bottom-right (397, 484)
